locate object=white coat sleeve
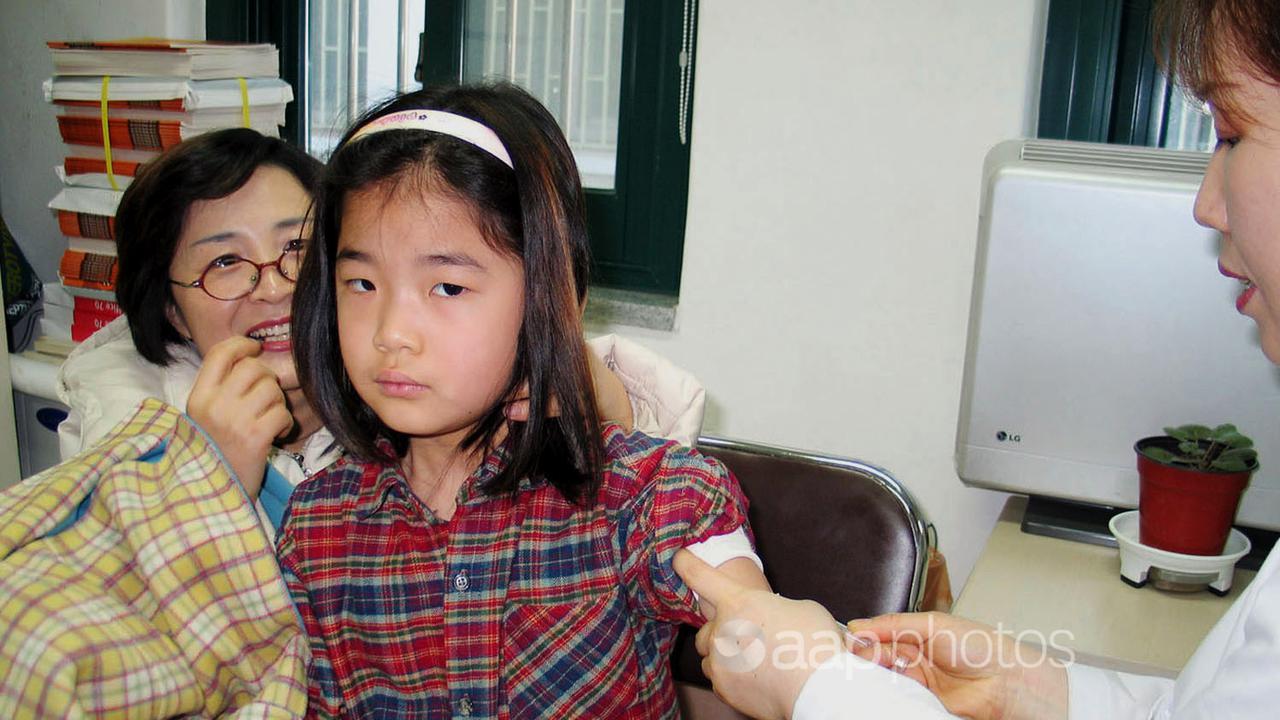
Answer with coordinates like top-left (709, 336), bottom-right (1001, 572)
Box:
top-left (587, 333), bottom-right (705, 447)
top-left (56, 355), bottom-right (151, 459)
top-left (1066, 664), bottom-right (1174, 719)
top-left (792, 653), bottom-right (961, 720)
top-left (55, 318), bottom-right (198, 459)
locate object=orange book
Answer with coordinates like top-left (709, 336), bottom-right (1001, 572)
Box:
top-left (57, 115), bottom-right (183, 152)
top-left (60, 249), bottom-right (118, 289)
top-left (58, 210), bottom-right (116, 240)
top-left (64, 156), bottom-right (145, 181)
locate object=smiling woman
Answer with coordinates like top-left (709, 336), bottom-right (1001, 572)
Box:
top-left (57, 129), bottom-right (332, 507)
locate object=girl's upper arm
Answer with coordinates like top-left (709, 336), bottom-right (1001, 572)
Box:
top-left (612, 442), bottom-right (752, 624)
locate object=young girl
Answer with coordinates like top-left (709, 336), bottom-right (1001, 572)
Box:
top-left (280, 83), bottom-right (767, 718)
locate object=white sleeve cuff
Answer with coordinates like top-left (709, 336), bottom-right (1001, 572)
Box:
top-left (1066, 662), bottom-right (1174, 720)
top-left (793, 653), bottom-right (958, 720)
top-left (684, 527), bottom-right (762, 571)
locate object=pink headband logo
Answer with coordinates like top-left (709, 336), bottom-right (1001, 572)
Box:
top-left (347, 109), bottom-right (514, 169)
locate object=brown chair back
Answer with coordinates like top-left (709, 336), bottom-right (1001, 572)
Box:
top-left (671, 435), bottom-right (929, 688)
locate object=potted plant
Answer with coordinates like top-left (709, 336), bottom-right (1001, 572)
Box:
top-left (1135, 423), bottom-right (1259, 556)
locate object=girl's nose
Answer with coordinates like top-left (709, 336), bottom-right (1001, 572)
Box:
top-left (372, 297), bottom-right (422, 354)
top-left (1193, 148), bottom-right (1229, 233)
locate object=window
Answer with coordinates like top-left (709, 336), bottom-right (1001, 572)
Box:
top-left (454, 0), bottom-right (626, 190)
top-left (209, 0), bottom-right (696, 296)
top-left (424, 0), bottom-right (694, 295)
top-left (1037, 0), bottom-right (1213, 152)
top-left (305, 1), bottom-right (426, 157)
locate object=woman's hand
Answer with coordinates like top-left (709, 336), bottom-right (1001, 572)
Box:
top-left (674, 550), bottom-right (840, 720)
top-left (849, 612), bottom-right (1069, 720)
top-left (186, 336), bottom-right (294, 499)
top-left (503, 342), bottom-right (635, 429)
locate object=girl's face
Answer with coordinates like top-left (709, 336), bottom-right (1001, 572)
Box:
top-left (1195, 58), bottom-right (1280, 363)
top-left (168, 164), bottom-right (311, 392)
top-left (335, 185), bottom-right (525, 450)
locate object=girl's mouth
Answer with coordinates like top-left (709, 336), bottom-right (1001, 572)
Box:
top-left (247, 319), bottom-right (292, 351)
top-left (376, 370), bottom-right (427, 397)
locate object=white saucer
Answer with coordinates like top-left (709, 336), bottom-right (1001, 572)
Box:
top-left (1109, 511), bottom-right (1251, 595)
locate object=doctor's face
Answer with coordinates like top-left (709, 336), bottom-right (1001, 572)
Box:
top-left (1194, 58), bottom-right (1280, 364)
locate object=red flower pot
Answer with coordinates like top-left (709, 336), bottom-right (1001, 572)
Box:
top-left (1136, 436), bottom-right (1254, 556)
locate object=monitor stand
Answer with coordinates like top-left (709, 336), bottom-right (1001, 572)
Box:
top-left (1021, 495), bottom-right (1277, 572)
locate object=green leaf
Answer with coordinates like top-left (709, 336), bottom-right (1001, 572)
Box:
top-left (1216, 447), bottom-right (1258, 465)
top-left (1166, 424), bottom-right (1212, 441)
top-left (1141, 446), bottom-right (1179, 464)
top-left (1216, 431), bottom-right (1253, 449)
top-left (1208, 420), bottom-right (1239, 438)
top-left (1214, 456), bottom-right (1251, 472)
top-left (1178, 440), bottom-right (1206, 457)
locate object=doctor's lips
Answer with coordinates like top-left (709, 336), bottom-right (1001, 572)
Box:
top-left (376, 370), bottom-right (428, 397)
top-left (247, 318), bottom-right (292, 351)
top-left (1219, 263), bottom-right (1257, 313)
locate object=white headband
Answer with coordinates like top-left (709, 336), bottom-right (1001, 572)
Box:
top-left (347, 109), bottom-right (514, 169)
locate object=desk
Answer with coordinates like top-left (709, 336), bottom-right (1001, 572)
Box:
top-left (8, 352), bottom-right (69, 481)
top-left (953, 496), bottom-right (1253, 677)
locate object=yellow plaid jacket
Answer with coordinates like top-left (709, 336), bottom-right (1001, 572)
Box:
top-left (0, 399), bottom-right (307, 718)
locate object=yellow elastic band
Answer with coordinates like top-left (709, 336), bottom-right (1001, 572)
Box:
top-left (99, 75), bottom-right (119, 190)
top-left (238, 77), bottom-right (251, 127)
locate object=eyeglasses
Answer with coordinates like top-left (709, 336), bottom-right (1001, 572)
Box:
top-left (170, 242), bottom-right (304, 301)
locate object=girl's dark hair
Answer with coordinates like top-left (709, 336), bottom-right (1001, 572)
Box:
top-left (115, 128), bottom-right (322, 364)
top-left (1153, 0), bottom-right (1280, 120)
top-left (293, 82), bottom-right (602, 502)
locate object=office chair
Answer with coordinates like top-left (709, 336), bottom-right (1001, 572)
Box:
top-left (672, 435), bottom-right (930, 720)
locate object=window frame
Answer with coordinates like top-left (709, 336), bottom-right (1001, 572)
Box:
top-left (1037, 0), bottom-right (1179, 147)
top-left (212, 0), bottom-right (695, 297)
top-left (423, 0), bottom-right (693, 296)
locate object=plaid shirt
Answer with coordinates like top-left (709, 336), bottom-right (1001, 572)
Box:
top-left (278, 425), bottom-right (750, 719)
top-left (0, 399), bottom-right (307, 718)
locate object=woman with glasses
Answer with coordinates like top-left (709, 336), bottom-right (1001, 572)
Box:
top-left (55, 127), bottom-right (705, 533)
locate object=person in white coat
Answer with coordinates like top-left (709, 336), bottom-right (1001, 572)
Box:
top-left (674, 0), bottom-right (1280, 717)
top-left (57, 128), bottom-right (708, 535)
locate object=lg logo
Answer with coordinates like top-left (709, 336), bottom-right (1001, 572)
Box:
top-left (996, 430), bottom-right (1022, 443)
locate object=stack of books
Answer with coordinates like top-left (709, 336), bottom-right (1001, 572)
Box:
top-left (40, 38), bottom-right (292, 353)
top-left (38, 282), bottom-right (123, 350)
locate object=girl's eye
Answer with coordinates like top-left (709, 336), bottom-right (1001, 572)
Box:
top-left (285, 237), bottom-right (307, 253)
top-left (431, 283), bottom-right (466, 297)
top-left (345, 278), bottom-right (375, 293)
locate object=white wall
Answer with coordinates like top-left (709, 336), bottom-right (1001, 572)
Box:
top-left (2, 0), bottom-right (1047, 590)
top-left (0, 0), bottom-right (204, 281)
top-left (588, 0), bottom-right (1048, 591)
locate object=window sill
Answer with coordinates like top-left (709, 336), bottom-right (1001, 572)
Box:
top-left (584, 286), bottom-right (676, 332)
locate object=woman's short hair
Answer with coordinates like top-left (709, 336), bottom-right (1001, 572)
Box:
top-left (1154, 0), bottom-right (1280, 117)
top-left (115, 128), bottom-right (322, 365)
top-left (293, 82), bottom-right (602, 502)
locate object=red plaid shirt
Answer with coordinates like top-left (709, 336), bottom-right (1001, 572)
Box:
top-left (277, 425), bottom-right (750, 719)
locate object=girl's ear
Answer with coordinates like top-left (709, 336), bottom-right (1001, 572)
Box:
top-left (166, 302), bottom-right (193, 342)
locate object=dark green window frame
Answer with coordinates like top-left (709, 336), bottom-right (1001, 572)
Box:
top-left (210, 0), bottom-right (694, 297)
top-left (423, 1), bottom-right (693, 296)
top-left (1037, 0), bottom-right (1180, 147)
